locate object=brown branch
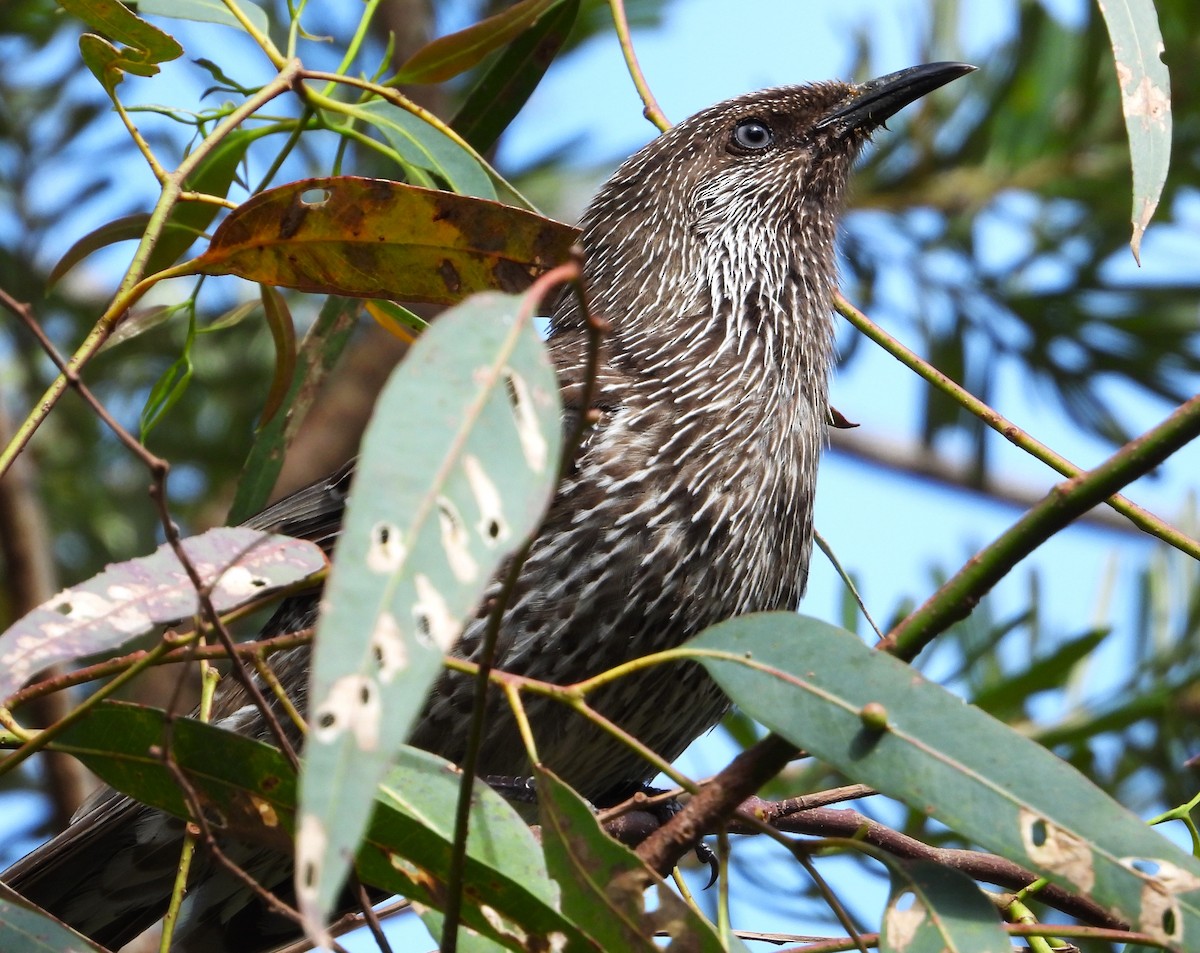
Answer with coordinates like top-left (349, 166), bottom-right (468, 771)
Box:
top-left (735, 800), bottom-right (1124, 931)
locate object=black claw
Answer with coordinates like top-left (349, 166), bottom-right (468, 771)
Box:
top-left (695, 842), bottom-right (719, 889)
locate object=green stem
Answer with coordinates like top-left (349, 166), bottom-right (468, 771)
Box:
top-left (835, 293), bottom-right (1200, 561)
top-left (879, 390), bottom-right (1200, 661)
top-left (0, 61), bottom-right (302, 480)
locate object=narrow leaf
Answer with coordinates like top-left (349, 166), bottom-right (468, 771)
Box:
top-left (353, 100), bottom-right (496, 199)
top-left (226, 295), bottom-right (360, 524)
top-left (692, 614), bottom-right (1200, 951)
top-left (537, 767), bottom-right (738, 953)
top-left (1096, 0), bottom-right (1172, 261)
top-left (137, 0), bottom-right (270, 35)
top-left (294, 289), bottom-right (564, 934)
top-left (451, 0), bottom-right (580, 154)
top-left (0, 528), bottom-right (326, 705)
top-left (395, 0), bottom-right (560, 84)
top-left (50, 703), bottom-right (592, 950)
top-left (48, 213), bottom-right (151, 288)
top-left (192, 177), bottom-right (577, 303)
top-left (257, 285), bottom-right (297, 427)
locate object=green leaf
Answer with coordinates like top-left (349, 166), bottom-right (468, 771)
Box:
top-left (226, 296), bottom-right (360, 524)
top-left (0, 528), bottom-right (327, 705)
top-left (969, 627), bottom-right (1107, 716)
top-left (395, 0), bottom-right (561, 85)
top-left (1095, 0), bottom-right (1172, 261)
top-left (536, 767), bottom-right (739, 953)
top-left (192, 177), bottom-right (578, 303)
top-left (881, 861), bottom-right (1009, 953)
top-left (692, 613), bottom-right (1200, 951)
top-left (0, 884), bottom-right (107, 953)
top-left (295, 288), bottom-right (564, 932)
top-left (47, 213), bottom-right (150, 288)
top-left (137, 0), bottom-right (270, 35)
top-left (257, 285), bottom-right (296, 427)
top-left (61, 0), bottom-right (182, 94)
top-left (451, 0), bottom-right (580, 154)
top-left (49, 703), bottom-right (593, 951)
top-left (352, 99), bottom-right (496, 199)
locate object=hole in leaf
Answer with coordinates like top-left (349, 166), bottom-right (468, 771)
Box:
top-left (303, 860), bottom-right (317, 888)
top-left (300, 188), bottom-right (330, 206)
top-left (414, 611), bottom-right (433, 646)
top-left (359, 684), bottom-right (371, 704)
top-left (53, 600), bottom-right (72, 615)
top-left (375, 525), bottom-right (390, 545)
top-left (317, 711), bottom-right (335, 730)
top-left (250, 575), bottom-right (267, 588)
top-left (1128, 857), bottom-right (1161, 876)
top-left (1163, 907), bottom-right (1177, 936)
top-left (893, 889), bottom-right (916, 911)
top-left (1029, 819), bottom-right (1047, 847)
top-left (485, 519), bottom-right (501, 540)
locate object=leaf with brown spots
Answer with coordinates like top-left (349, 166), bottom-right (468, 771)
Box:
top-left (191, 177), bottom-right (578, 303)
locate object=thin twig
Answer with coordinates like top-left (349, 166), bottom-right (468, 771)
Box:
top-left (607, 0), bottom-right (670, 131)
top-left (879, 390), bottom-right (1200, 660)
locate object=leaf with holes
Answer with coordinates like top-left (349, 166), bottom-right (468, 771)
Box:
top-left (190, 177), bottom-right (577, 303)
top-left (0, 528), bottom-right (326, 706)
top-left (881, 861), bottom-right (1009, 953)
top-left (691, 614), bottom-right (1200, 952)
top-left (44, 702), bottom-right (594, 949)
top-left (295, 288), bottom-right (563, 937)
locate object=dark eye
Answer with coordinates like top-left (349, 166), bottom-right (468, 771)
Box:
top-left (731, 119), bottom-right (773, 151)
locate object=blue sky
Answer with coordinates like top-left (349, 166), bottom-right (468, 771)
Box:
top-left (4, 0), bottom-right (1198, 947)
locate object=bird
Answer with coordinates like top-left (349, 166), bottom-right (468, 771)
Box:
top-left (4, 62), bottom-right (974, 952)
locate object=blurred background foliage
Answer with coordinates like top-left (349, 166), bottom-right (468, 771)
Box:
top-left (1, 0), bottom-right (1198, 946)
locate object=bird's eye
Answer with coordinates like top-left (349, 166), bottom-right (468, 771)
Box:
top-left (730, 119), bottom-right (774, 152)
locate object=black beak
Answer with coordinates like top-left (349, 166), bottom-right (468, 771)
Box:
top-left (816, 62), bottom-right (975, 133)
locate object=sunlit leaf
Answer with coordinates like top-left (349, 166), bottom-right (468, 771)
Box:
top-left (49, 704), bottom-right (592, 949)
top-left (295, 288), bottom-right (563, 932)
top-left (62, 0), bottom-right (182, 93)
top-left (192, 177), bottom-right (577, 303)
top-left (451, 0), bottom-right (580, 153)
top-left (353, 100), bottom-right (496, 199)
top-left (692, 614), bottom-right (1200, 951)
top-left (396, 0), bottom-right (561, 84)
top-left (137, 0), bottom-right (270, 35)
top-left (1096, 0), bottom-right (1172, 261)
